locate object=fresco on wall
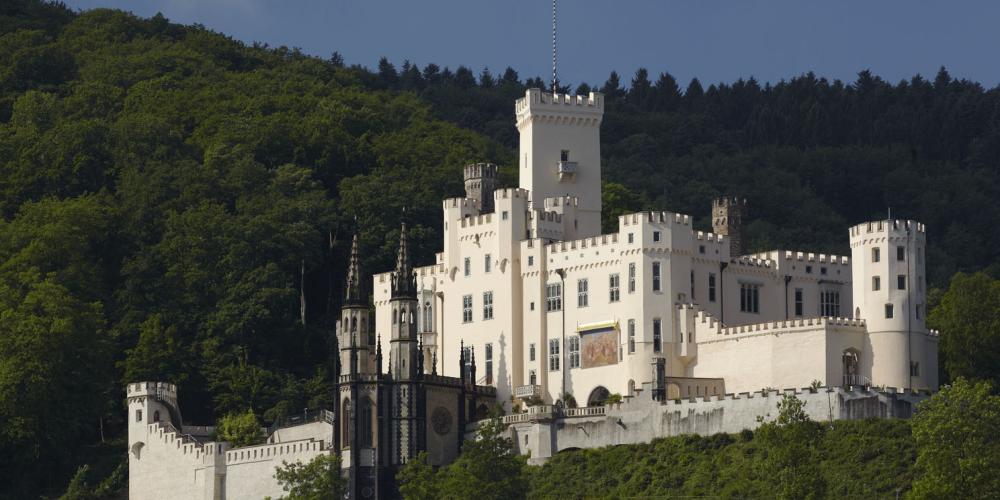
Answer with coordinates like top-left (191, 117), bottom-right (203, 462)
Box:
top-left (581, 325), bottom-right (618, 368)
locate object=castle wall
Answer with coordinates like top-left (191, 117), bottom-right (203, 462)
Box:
top-left (224, 440), bottom-right (329, 500)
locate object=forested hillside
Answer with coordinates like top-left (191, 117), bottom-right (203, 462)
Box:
top-left (2, 1), bottom-right (1000, 498)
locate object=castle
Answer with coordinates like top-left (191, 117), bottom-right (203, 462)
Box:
top-left (128, 88), bottom-right (939, 499)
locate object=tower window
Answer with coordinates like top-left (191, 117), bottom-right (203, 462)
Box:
top-left (872, 247), bottom-right (880, 262)
top-left (546, 283), bottom-right (562, 312)
top-left (653, 318), bottom-right (662, 352)
top-left (910, 361), bottom-right (920, 377)
top-left (628, 319), bottom-right (636, 353)
top-left (628, 263), bottom-right (636, 293)
top-left (560, 150), bottom-right (569, 162)
top-left (462, 295), bottom-right (473, 323)
top-left (709, 273), bottom-right (717, 302)
top-left (794, 288), bottom-right (803, 316)
top-left (609, 274), bottom-right (621, 302)
top-left (502, 210), bottom-right (508, 220)
top-left (485, 343), bottom-right (493, 385)
top-left (529, 369), bottom-right (537, 386)
top-left (897, 275), bottom-right (906, 290)
top-left (577, 279), bottom-right (589, 307)
top-left (885, 304), bottom-right (894, 319)
top-left (136, 409), bottom-right (143, 422)
top-left (628, 233), bottom-right (634, 244)
top-left (485, 254), bottom-right (491, 273)
top-left (529, 343), bottom-right (536, 361)
top-left (568, 336), bottom-right (580, 369)
top-left (548, 339), bottom-right (560, 371)
top-left (805, 265), bottom-right (813, 274)
top-left (483, 291), bottom-right (494, 320)
top-left (820, 290), bottom-right (840, 317)
top-left (653, 231), bottom-right (661, 242)
top-left (464, 257), bottom-right (471, 277)
top-left (897, 246), bottom-right (906, 261)
top-left (699, 245), bottom-right (706, 254)
top-left (872, 276), bottom-right (881, 291)
top-left (528, 256), bottom-right (534, 266)
top-left (652, 262), bottom-right (661, 292)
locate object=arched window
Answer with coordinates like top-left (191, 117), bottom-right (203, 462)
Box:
top-left (341, 398), bottom-right (351, 449)
top-left (842, 349), bottom-right (861, 386)
top-left (392, 309), bottom-right (397, 325)
top-left (587, 386), bottom-right (611, 407)
top-left (423, 303), bottom-right (432, 332)
top-left (358, 397), bottom-right (374, 447)
top-left (153, 411), bottom-right (160, 422)
top-left (351, 317), bottom-right (357, 332)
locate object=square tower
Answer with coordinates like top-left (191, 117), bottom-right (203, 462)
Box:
top-left (516, 89), bottom-right (604, 238)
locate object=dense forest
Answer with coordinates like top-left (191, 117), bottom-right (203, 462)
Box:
top-left (2, 1), bottom-right (1000, 498)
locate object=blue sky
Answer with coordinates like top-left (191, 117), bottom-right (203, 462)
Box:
top-left (62, 0), bottom-right (1000, 88)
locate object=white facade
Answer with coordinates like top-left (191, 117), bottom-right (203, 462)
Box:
top-left (375, 89), bottom-right (939, 410)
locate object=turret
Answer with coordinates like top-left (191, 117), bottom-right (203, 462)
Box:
top-left (389, 220), bottom-right (420, 380)
top-left (516, 89), bottom-right (604, 238)
top-left (338, 233), bottom-right (373, 374)
top-left (464, 163), bottom-right (498, 214)
top-left (712, 196), bottom-right (746, 257)
top-left (849, 219), bottom-right (933, 390)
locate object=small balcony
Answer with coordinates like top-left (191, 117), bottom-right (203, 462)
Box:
top-left (514, 384), bottom-right (543, 399)
top-left (843, 374), bottom-right (871, 387)
top-left (557, 161), bottom-right (577, 181)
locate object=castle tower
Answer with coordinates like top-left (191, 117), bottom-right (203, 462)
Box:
top-left (338, 233), bottom-right (374, 375)
top-left (712, 196), bottom-right (747, 257)
top-left (516, 89), bottom-right (604, 238)
top-left (849, 219), bottom-right (932, 390)
top-left (464, 163), bottom-right (498, 213)
top-left (126, 382), bottom-right (181, 494)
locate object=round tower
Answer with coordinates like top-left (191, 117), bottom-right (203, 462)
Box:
top-left (126, 382), bottom-right (179, 458)
top-left (849, 219), bottom-right (927, 390)
top-left (464, 163), bottom-right (498, 214)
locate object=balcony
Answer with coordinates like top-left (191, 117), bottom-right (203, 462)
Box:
top-left (557, 161), bottom-right (577, 181)
top-left (514, 384), bottom-right (543, 399)
top-left (843, 374), bottom-right (871, 387)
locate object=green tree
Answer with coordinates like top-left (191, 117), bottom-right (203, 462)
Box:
top-left (910, 378), bottom-right (1000, 499)
top-left (272, 453), bottom-right (344, 500)
top-left (929, 272), bottom-right (1000, 387)
top-left (397, 452), bottom-right (439, 500)
top-left (434, 413), bottom-right (526, 500)
top-left (215, 409), bottom-right (263, 447)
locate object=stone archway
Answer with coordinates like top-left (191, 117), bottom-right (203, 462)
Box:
top-left (587, 386), bottom-right (610, 407)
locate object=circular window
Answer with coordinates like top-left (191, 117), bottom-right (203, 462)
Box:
top-left (432, 406), bottom-right (453, 436)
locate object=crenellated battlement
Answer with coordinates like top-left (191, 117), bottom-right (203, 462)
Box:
top-left (459, 212), bottom-right (493, 228)
top-left (494, 187), bottom-right (528, 200)
top-left (464, 162), bottom-right (497, 181)
top-left (618, 211), bottom-right (692, 227)
top-left (529, 209), bottom-right (563, 223)
top-left (695, 231), bottom-right (725, 243)
top-left (225, 438), bottom-right (327, 466)
top-left (546, 233), bottom-right (619, 253)
top-left (127, 381), bottom-right (177, 398)
top-left (543, 196), bottom-right (579, 209)
top-left (515, 89), bottom-right (604, 114)
top-left (850, 219), bottom-right (926, 239)
top-left (443, 197), bottom-right (480, 210)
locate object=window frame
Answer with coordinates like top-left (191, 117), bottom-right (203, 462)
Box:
top-left (577, 278), bottom-right (589, 307)
top-left (546, 282), bottom-right (563, 312)
top-left (482, 291), bottom-right (494, 320)
top-left (462, 294), bottom-right (473, 323)
top-left (548, 338), bottom-right (560, 371)
top-left (609, 273), bottom-right (621, 302)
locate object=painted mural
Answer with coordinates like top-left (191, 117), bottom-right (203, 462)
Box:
top-left (581, 325), bottom-right (618, 368)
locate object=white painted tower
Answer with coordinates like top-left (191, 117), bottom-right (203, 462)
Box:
top-left (849, 219), bottom-right (935, 390)
top-left (516, 89), bottom-right (604, 238)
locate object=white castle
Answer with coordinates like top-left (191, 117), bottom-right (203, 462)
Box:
top-left (128, 89), bottom-right (939, 499)
top-left (374, 88), bottom-right (938, 408)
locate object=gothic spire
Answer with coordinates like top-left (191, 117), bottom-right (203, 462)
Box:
top-left (344, 231), bottom-right (364, 307)
top-left (390, 213), bottom-right (416, 299)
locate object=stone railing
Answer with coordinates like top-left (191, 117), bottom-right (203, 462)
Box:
top-left (514, 385), bottom-right (542, 398)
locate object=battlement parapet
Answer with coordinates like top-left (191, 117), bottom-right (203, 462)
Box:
top-left (529, 209), bottom-right (562, 223)
top-left (460, 212), bottom-right (493, 228)
top-left (695, 231), bottom-right (724, 243)
top-left (464, 162), bottom-right (498, 181)
top-left (850, 219), bottom-right (926, 239)
top-left (679, 304), bottom-right (867, 341)
top-left (225, 438), bottom-right (327, 466)
top-left (546, 233), bottom-right (619, 253)
top-left (494, 188), bottom-right (528, 201)
top-left (515, 89), bottom-right (604, 114)
top-left (443, 197), bottom-right (480, 210)
top-left (618, 211), bottom-right (692, 227)
top-left (127, 381), bottom-right (177, 398)
top-left (734, 256), bottom-right (774, 268)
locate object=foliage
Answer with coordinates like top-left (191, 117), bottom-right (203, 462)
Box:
top-left (272, 453), bottom-right (344, 500)
top-left (910, 378), bottom-right (1000, 499)
top-left (605, 393), bottom-right (623, 405)
top-left (928, 272), bottom-right (1000, 388)
top-left (215, 409), bottom-right (264, 448)
top-left (398, 412), bottom-right (527, 500)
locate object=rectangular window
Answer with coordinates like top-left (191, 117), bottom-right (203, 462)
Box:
top-left (897, 246), bottom-right (905, 261)
top-left (485, 254), bottom-right (492, 273)
top-left (502, 210), bottom-right (509, 220)
top-left (628, 263), bottom-right (636, 293)
top-left (482, 291), bottom-right (494, 320)
top-left (560, 149), bottom-right (569, 161)
top-left (529, 369), bottom-right (537, 386)
top-left (628, 319), bottom-right (636, 353)
top-left (464, 257), bottom-right (471, 277)
top-left (548, 339), bottom-right (560, 371)
top-left (568, 336), bottom-right (580, 369)
top-left (806, 265), bottom-right (813, 274)
top-left (873, 276), bottom-right (881, 291)
top-left (485, 343), bottom-right (493, 385)
top-left (872, 247), bottom-right (880, 262)
top-left (821, 267), bottom-right (827, 275)
top-left (820, 290), bottom-right (840, 317)
top-left (897, 275), bottom-right (906, 290)
top-left (628, 233), bottom-right (634, 244)
top-left (529, 343), bottom-right (536, 362)
top-left (910, 361), bottom-right (920, 377)
top-left (609, 274), bottom-right (621, 302)
top-left (653, 318), bottom-right (662, 352)
top-left (690, 270), bottom-right (695, 298)
top-left (462, 294), bottom-right (473, 323)
top-left (546, 283), bottom-right (562, 312)
top-left (699, 245), bottom-right (706, 254)
top-left (652, 262), bottom-right (661, 292)
top-left (528, 255), bottom-right (534, 266)
top-left (577, 279), bottom-right (589, 307)
top-left (794, 288), bottom-right (804, 316)
top-left (708, 273), bottom-right (717, 302)
top-left (653, 231), bottom-right (661, 242)
top-left (739, 283), bottom-right (760, 313)
top-left (885, 304), bottom-right (894, 319)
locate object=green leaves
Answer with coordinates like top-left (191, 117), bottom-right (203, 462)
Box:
top-left (273, 453), bottom-right (344, 500)
top-left (929, 272), bottom-right (1000, 388)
